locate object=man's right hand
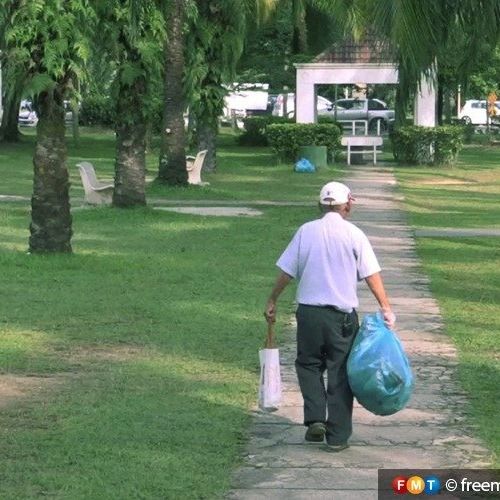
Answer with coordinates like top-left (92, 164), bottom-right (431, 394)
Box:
top-left (264, 299), bottom-right (276, 323)
top-left (264, 271), bottom-right (292, 324)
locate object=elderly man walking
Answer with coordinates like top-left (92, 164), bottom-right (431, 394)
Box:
top-left (265, 181), bottom-right (395, 452)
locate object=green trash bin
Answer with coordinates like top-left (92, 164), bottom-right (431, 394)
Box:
top-left (298, 145), bottom-right (327, 169)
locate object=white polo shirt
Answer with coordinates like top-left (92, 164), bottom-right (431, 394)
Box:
top-left (276, 212), bottom-right (381, 311)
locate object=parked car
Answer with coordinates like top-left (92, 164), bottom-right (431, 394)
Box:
top-left (319, 98), bottom-right (395, 132)
top-left (272, 93), bottom-right (333, 118)
top-left (458, 99), bottom-right (500, 125)
top-left (18, 100), bottom-right (38, 126)
top-left (63, 100), bottom-right (75, 122)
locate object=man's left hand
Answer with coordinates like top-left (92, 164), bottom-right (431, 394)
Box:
top-left (381, 308), bottom-right (396, 329)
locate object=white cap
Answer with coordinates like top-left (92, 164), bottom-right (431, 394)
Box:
top-left (319, 181), bottom-right (355, 205)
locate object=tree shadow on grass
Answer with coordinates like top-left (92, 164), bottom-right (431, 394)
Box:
top-left (0, 362), bottom-right (253, 499)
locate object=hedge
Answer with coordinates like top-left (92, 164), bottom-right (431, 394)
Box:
top-left (238, 116), bottom-right (293, 146)
top-left (266, 123), bottom-right (343, 162)
top-left (433, 126), bottom-right (464, 165)
top-left (79, 95), bottom-right (115, 127)
top-left (391, 125), bottom-right (463, 166)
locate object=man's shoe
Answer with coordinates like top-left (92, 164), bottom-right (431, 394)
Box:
top-left (324, 442), bottom-right (349, 452)
top-left (304, 422), bottom-right (326, 442)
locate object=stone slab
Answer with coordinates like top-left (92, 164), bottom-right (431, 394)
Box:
top-left (247, 422), bottom-right (477, 449)
top-left (231, 467), bottom-right (378, 490)
top-left (239, 443), bottom-right (483, 470)
top-left (153, 206), bottom-right (263, 217)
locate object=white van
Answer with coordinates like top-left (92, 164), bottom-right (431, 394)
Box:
top-left (222, 83), bottom-right (269, 124)
top-left (459, 99), bottom-right (500, 125)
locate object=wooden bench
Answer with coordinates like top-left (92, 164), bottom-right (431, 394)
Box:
top-left (186, 150), bottom-right (209, 186)
top-left (341, 136), bottom-right (383, 165)
top-left (76, 162), bottom-right (114, 205)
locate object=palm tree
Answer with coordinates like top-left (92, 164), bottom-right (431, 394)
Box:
top-left (2, 0), bottom-right (95, 253)
top-left (157, 0), bottom-right (188, 185)
top-left (285, 0), bottom-right (499, 123)
top-left (30, 86), bottom-right (73, 253)
top-left (0, 3), bottom-right (29, 142)
top-left (185, 0), bottom-right (247, 173)
top-left (95, 0), bottom-right (165, 206)
top-left (0, 79), bottom-right (24, 143)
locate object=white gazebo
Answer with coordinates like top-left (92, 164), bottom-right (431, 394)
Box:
top-left (294, 35), bottom-right (436, 127)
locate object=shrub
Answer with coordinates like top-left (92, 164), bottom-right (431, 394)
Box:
top-left (462, 122), bottom-right (475, 144)
top-left (148, 97), bottom-right (164, 134)
top-left (391, 125), bottom-right (463, 166)
top-left (317, 115), bottom-right (337, 124)
top-left (79, 95), bottom-right (115, 127)
top-left (433, 126), bottom-right (464, 165)
top-left (238, 116), bottom-right (292, 146)
top-left (390, 126), bottom-right (434, 164)
top-left (266, 123), bottom-right (343, 162)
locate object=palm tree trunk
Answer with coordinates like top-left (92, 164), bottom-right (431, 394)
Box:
top-left (291, 0), bottom-right (308, 53)
top-left (113, 122), bottom-right (147, 207)
top-left (113, 79), bottom-right (147, 207)
top-left (158, 0), bottom-right (187, 185)
top-left (394, 86), bottom-right (407, 128)
top-left (197, 121), bottom-right (217, 172)
top-left (437, 73), bottom-right (446, 126)
top-left (0, 90), bottom-right (22, 142)
top-left (29, 88), bottom-right (72, 253)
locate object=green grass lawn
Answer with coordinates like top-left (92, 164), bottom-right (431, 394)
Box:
top-left (395, 146), bottom-right (500, 228)
top-left (395, 144), bottom-right (500, 465)
top-left (0, 205), bottom-right (303, 498)
top-left (0, 127), bottom-right (338, 498)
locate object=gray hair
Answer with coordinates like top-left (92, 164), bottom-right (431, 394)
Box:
top-left (319, 202), bottom-right (348, 213)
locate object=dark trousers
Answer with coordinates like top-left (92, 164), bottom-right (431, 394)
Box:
top-left (295, 304), bottom-right (359, 445)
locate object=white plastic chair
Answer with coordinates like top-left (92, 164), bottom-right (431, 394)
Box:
top-left (76, 162), bottom-right (114, 205)
top-left (186, 150), bottom-right (209, 186)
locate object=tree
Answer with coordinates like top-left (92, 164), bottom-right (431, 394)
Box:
top-left (2, 0), bottom-right (94, 253)
top-left (157, 0), bottom-right (282, 180)
top-left (157, 0), bottom-right (189, 185)
top-left (0, 75), bottom-right (24, 142)
top-left (237, 3), bottom-right (299, 92)
top-left (95, 0), bottom-right (165, 206)
top-left (237, 1), bottom-right (342, 92)
top-left (462, 44), bottom-right (500, 99)
top-left (0, 2), bottom-right (28, 142)
top-left (185, 0), bottom-right (247, 172)
top-left (362, 0), bottom-right (500, 117)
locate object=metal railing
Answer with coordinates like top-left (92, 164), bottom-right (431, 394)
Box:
top-left (337, 119), bottom-right (384, 136)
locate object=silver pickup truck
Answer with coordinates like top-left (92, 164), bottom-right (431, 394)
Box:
top-left (320, 98), bottom-right (395, 133)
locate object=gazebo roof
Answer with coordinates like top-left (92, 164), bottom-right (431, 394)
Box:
top-left (313, 33), bottom-right (395, 64)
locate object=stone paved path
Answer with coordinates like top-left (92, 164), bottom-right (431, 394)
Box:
top-left (227, 164), bottom-right (494, 499)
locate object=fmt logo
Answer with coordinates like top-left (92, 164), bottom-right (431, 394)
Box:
top-left (392, 475), bottom-right (441, 495)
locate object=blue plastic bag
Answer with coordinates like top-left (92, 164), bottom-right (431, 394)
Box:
top-left (294, 157), bottom-right (316, 173)
top-left (347, 312), bottom-right (414, 416)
